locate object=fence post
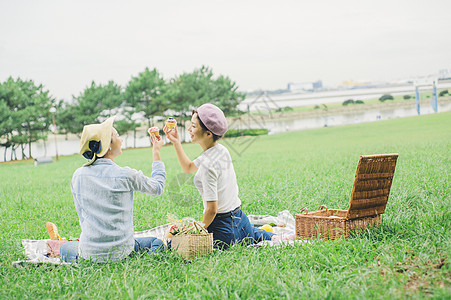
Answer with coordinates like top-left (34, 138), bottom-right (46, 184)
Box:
top-left (415, 86), bottom-right (420, 115)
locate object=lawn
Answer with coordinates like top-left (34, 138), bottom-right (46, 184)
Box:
top-left (0, 111), bottom-right (450, 299)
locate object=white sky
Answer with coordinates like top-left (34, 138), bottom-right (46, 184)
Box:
top-left (1, 0), bottom-right (450, 101)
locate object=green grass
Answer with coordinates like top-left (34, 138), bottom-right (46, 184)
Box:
top-left (1, 112), bottom-right (450, 299)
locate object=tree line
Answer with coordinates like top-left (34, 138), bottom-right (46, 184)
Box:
top-left (0, 66), bottom-right (245, 161)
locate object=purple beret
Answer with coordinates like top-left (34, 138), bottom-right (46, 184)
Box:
top-left (197, 103), bottom-right (228, 136)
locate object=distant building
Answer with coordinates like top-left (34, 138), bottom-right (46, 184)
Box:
top-left (287, 80), bottom-right (322, 92)
top-left (341, 79), bottom-right (379, 89)
top-left (438, 69), bottom-right (451, 80)
top-left (342, 79), bottom-right (367, 87)
top-left (312, 80), bottom-right (323, 89)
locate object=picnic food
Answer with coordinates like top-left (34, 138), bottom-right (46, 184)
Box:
top-left (47, 240), bottom-right (68, 257)
top-left (46, 222), bottom-right (66, 240)
top-left (166, 214), bottom-right (209, 237)
top-left (148, 126), bottom-right (160, 137)
top-left (165, 117), bottom-right (177, 130)
top-left (261, 224), bottom-right (273, 233)
top-left (168, 219), bottom-right (208, 236)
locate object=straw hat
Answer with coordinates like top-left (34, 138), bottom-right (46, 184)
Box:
top-left (79, 116), bottom-right (116, 166)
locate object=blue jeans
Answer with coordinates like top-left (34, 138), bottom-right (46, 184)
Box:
top-left (60, 241), bottom-right (78, 263)
top-left (60, 237), bottom-right (164, 262)
top-left (208, 208), bottom-right (274, 250)
top-left (133, 237), bottom-right (165, 253)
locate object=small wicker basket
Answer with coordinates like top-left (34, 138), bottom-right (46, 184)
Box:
top-left (171, 233), bottom-right (213, 260)
top-left (171, 221), bottom-right (213, 260)
top-left (295, 154), bottom-right (398, 240)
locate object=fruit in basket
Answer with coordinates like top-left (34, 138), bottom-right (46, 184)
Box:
top-left (261, 224), bottom-right (273, 233)
top-left (169, 224), bottom-right (179, 235)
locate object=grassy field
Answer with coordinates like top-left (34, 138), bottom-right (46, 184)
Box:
top-left (0, 111), bottom-right (450, 299)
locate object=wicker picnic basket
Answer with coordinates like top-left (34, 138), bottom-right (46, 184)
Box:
top-left (295, 154), bottom-right (399, 240)
top-left (171, 221), bottom-right (213, 260)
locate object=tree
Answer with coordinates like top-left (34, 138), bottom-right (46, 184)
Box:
top-left (164, 66), bottom-right (245, 139)
top-left (0, 77), bottom-right (55, 160)
top-left (342, 99), bottom-right (355, 106)
top-left (210, 74), bottom-right (245, 115)
top-left (60, 81), bottom-right (123, 135)
top-left (124, 67), bottom-right (167, 128)
top-left (439, 89), bottom-right (448, 97)
top-left (54, 100), bottom-right (78, 138)
top-left (0, 99), bottom-right (13, 161)
top-left (114, 110), bottom-right (140, 148)
top-left (163, 66), bottom-right (215, 141)
top-left (0, 66), bottom-right (246, 160)
top-left (379, 94), bottom-right (394, 102)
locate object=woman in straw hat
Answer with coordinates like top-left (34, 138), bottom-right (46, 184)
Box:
top-left (60, 116), bottom-right (166, 262)
top-left (163, 104), bottom-right (273, 249)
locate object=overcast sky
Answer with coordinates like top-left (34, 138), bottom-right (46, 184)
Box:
top-left (1, 0), bottom-right (450, 100)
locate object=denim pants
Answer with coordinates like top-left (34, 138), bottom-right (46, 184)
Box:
top-left (208, 208), bottom-right (274, 250)
top-left (60, 237), bottom-right (164, 263)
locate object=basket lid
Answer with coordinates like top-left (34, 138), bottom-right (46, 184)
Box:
top-left (346, 154), bottom-right (398, 219)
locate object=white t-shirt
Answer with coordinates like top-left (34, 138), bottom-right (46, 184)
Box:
top-left (193, 144), bottom-right (241, 213)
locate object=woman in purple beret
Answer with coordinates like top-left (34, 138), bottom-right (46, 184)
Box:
top-left (163, 103), bottom-right (273, 249)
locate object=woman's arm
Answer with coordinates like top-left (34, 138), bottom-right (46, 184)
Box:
top-left (164, 125), bottom-right (198, 174)
top-left (173, 142), bottom-right (198, 173)
top-left (126, 133), bottom-right (166, 196)
top-left (203, 201), bottom-right (218, 229)
top-left (150, 133), bottom-right (163, 161)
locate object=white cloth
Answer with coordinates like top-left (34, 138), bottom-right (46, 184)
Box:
top-left (247, 210), bottom-right (306, 247)
top-left (12, 239), bottom-right (70, 267)
top-left (13, 211), bottom-right (301, 266)
top-left (193, 144), bottom-right (241, 213)
top-left (248, 210), bottom-right (296, 235)
top-left (134, 223), bottom-right (171, 240)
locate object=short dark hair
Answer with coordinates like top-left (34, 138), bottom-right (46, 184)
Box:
top-left (192, 110), bottom-right (222, 142)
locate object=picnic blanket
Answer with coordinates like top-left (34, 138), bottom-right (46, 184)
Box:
top-left (13, 210), bottom-right (299, 267)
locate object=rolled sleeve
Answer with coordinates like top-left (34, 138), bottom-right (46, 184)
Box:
top-left (193, 156), bottom-right (202, 168)
top-left (127, 161), bottom-right (166, 196)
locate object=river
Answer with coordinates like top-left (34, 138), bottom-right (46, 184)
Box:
top-left (1, 99), bottom-right (450, 163)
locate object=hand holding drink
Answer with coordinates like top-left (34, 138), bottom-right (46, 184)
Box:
top-left (163, 120), bottom-right (180, 145)
top-left (148, 126), bottom-right (160, 137)
top-left (165, 117), bottom-right (177, 130)
top-left (148, 127), bottom-right (163, 161)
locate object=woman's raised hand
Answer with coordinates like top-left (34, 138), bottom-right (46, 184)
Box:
top-left (163, 125), bottom-right (180, 144)
top-left (149, 133), bottom-right (163, 151)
